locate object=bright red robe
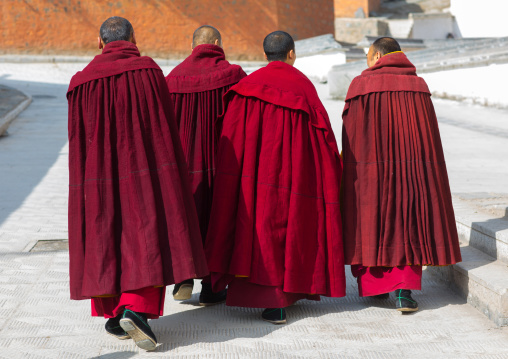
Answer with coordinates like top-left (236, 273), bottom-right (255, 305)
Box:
top-left (341, 52), bottom-right (462, 267)
top-left (351, 265), bottom-right (422, 297)
top-left (206, 61), bottom-right (345, 307)
top-left (92, 286), bottom-right (165, 319)
top-left (166, 44), bottom-right (246, 241)
top-left (67, 41), bottom-right (208, 301)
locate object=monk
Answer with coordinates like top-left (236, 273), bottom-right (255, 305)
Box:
top-left (341, 37), bottom-right (462, 311)
top-left (205, 31), bottom-right (345, 324)
top-left (166, 25), bottom-right (246, 305)
top-left (67, 17), bottom-right (208, 350)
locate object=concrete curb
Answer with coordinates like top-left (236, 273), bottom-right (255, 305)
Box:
top-left (427, 246), bottom-right (508, 327)
top-left (427, 195), bottom-right (508, 326)
top-left (0, 88), bottom-right (32, 137)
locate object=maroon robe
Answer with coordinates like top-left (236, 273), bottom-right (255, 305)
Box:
top-left (166, 44), bottom-right (246, 241)
top-left (341, 52), bottom-right (462, 268)
top-left (206, 61), bottom-right (345, 307)
top-left (67, 41), bottom-right (208, 301)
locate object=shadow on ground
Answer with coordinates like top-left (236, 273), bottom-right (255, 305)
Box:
top-left (149, 268), bottom-right (464, 352)
top-left (0, 76), bottom-right (68, 228)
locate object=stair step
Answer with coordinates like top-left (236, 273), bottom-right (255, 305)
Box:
top-left (427, 245), bottom-right (508, 326)
top-left (453, 195), bottom-right (508, 264)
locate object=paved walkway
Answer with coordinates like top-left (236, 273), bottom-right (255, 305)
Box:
top-left (0, 62), bottom-right (507, 358)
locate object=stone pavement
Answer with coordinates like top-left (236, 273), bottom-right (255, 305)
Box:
top-left (0, 62), bottom-right (507, 358)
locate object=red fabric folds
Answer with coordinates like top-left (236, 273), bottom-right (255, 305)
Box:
top-left (225, 61), bottom-right (339, 158)
top-left (341, 53), bottom-right (462, 267)
top-left (91, 286), bottom-right (165, 319)
top-left (166, 44), bottom-right (246, 93)
top-left (67, 41), bottom-right (208, 301)
top-left (351, 265), bottom-right (422, 297)
top-left (166, 45), bottom-right (246, 240)
top-left (206, 62), bottom-right (345, 306)
top-left (224, 278), bottom-right (320, 308)
top-left (68, 41), bottom-right (161, 93)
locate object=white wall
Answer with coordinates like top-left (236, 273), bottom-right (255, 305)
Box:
top-left (421, 63), bottom-right (508, 108)
top-left (451, 0), bottom-right (508, 38)
top-left (410, 13), bottom-right (455, 39)
top-left (387, 19), bottom-right (413, 38)
top-left (295, 52), bottom-right (347, 83)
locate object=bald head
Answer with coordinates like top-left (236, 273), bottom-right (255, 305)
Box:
top-left (99, 17), bottom-right (134, 45)
top-left (366, 37), bottom-right (401, 67)
top-left (192, 25), bottom-right (222, 48)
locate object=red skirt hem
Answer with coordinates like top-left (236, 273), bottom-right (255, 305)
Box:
top-left (225, 278), bottom-right (320, 308)
top-left (91, 286), bottom-right (166, 319)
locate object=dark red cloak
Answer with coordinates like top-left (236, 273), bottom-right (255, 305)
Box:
top-left (341, 52), bottom-right (462, 267)
top-left (166, 44), bottom-right (246, 241)
top-left (67, 41), bottom-right (208, 300)
top-left (205, 61), bottom-right (345, 304)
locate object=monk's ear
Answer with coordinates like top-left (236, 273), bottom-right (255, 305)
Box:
top-left (130, 32), bottom-right (137, 45)
top-left (98, 37), bottom-right (104, 50)
top-left (263, 52), bottom-right (268, 62)
top-left (287, 49), bottom-right (296, 66)
top-left (214, 38), bottom-right (222, 48)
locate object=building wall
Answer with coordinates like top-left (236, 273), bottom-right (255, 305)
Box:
top-left (335, 18), bottom-right (388, 44)
top-left (334, 0), bottom-right (380, 18)
top-left (0, 0), bottom-right (334, 60)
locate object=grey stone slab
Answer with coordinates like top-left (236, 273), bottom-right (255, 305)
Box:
top-left (427, 245), bottom-right (508, 327)
top-left (295, 34), bottom-right (344, 57)
top-left (453, 195), bottom-right (508, 263)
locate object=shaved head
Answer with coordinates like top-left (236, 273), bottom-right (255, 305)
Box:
top-left (99, 16), bottom-right (134, 45)
top-left (372, 37), bottom-right (401, 56)
top-left (192, 25), bottom-right (222, 48)
top-left (263, 31), bottom-right (295, 62)
top-left (367, 37), bottom-right (401, 67)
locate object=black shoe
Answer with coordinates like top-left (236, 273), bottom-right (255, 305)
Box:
top-left (105, 313), bottom-right (130, 340)
top-left (173, 279), bottom-right (194, 300)
top-left (395, 289), bottom-right (419, 312)
top-left (199, 282), bottom-right (227, 306)
top-left (262, 308), bottom-right (287, 324)
top-left (119, 309), bottom-right (157, 351)
top-left (370, 293), bottom-right (390, 300)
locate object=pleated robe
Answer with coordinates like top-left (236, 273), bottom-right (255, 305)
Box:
top-left (67, 41), bottom-right (208, 301)
top-left (166, 44), bottom-right (246, 241)
top-left (341, 52), bottom-right (462, 268)
top-left (206, 61), bottom-right (345, 307)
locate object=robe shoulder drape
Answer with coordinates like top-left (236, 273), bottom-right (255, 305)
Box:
top-left (67, 41), bottom-right (208, 300)
top-left (341, 52), bottom-right (461, 267)
top-left (206, 62), bottom-right (345, 299)
top-left (165, 45), bottom-right (247, 240)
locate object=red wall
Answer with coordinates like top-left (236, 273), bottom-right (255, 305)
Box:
top-left (0, 0), bottom-right (334, 60)
top-left (334, 0), bottom-right (381, 18)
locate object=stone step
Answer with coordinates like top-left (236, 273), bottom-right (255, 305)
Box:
top-left (452, 195), bottom-right (508, 264)
top-left (427, 245), bottom-right (508, 326)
